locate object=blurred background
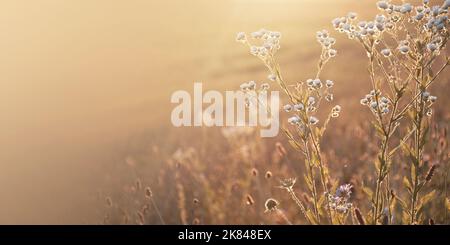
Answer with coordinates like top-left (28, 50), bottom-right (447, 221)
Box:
top-left (0, 0), bottom-right (448, 224)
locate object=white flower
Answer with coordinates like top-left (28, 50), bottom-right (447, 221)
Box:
top-left (332, 105), bottom-right (342, 113)
top-left (380, 97), bottom-right (389, 104)
top-left (375, 14), bottom-right (386, 23)
top-left (309, 116), bottom-right (319, 125)
top-left (328, 49), bottom-right (337, 57)
top-left (427, 43), bottom-right (437, 52)
top-left (250, 46), bottom-right (259, 55)
top-left (313, 78), bottom-right (322, 88)
top-left (307, 96), bottom-right (316, 106)
top-left (325, 80), bottom-right (334, 88)
top-left (381, 48), bottom-right (391, 57)
top-left (398, 45), bottom-right (410, 54)
top-left (247, 81), bottom-right (256, 90)
top-left (251, 30), bottom-right (264, 39)
top-left (370, 101), bottom-right (378, 109)
top-left (268, 74), bottom-right (277, 82)
top-left (360, 98), bottom-right (369, 105)
top-left (240, 83), bottom-right (249, 91)
top-left (283, 104), bottom-right (292, 112)
top-left (377, 1), bottom-right (389, 10)
top-left (400, 3), bottom-right (412, 14)
top-left (293, 103), bottom-right (305, 111)
top-left (332, 18), bottom-right (341, 28)
top-left (415, 13), bottom-right (425, 21)
top-left (422, 91), bottom-right (430, 101)
top-left (307, 79), bottom-right (314, 87)
top-left (326, 94), bottom-right (334, 102)
top-left (347, 12), bottom-right (358, 20)
top-left (260, 83), bottom-right (270, 90)
top-left (288, 116), bottom-right (300, 125)
top-left (236, 32), bottom-right (246, 42)
top-left (429, 95), bottom-right (437, 103)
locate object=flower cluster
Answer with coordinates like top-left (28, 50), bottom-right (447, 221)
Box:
top-left (236, 29), bottom-right (281, 59)
top-left (316, 30), bottom-right (337, 59)
top-left (421, 91), bottom-right (438, 117)
top-left (360, 90), bottom-right (391, 115)
top-left (332, 1), bottom-right (449, 53)
top-left (327, 184), bottom-right (353, 214)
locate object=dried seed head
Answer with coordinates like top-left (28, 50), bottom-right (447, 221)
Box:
top-left (193, 198), bottom-right (200, 205)
top-left (425, 165), bottom-right (437, 182)
top-left (279, 178), bottom-right (296, 189)
top-left (264, 198), bottom-right (279, 212)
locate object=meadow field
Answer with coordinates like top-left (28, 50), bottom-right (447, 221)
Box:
top-left (0, 0), bottom-right (448, 224)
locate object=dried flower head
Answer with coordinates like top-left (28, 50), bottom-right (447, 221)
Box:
top-left (264, 198), bottom-right (279, 212)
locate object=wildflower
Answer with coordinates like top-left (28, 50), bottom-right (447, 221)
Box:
top-left (287, 116), bottom-right (301, 125)
top-left (328, 49), bottom-right (337, 57)
top-left (260, 83), bottom-right (270, 91)
top-left (307, 96), bottom-right (316, 106)
top-left (268, 74), bottom-right (277, 82)
top-left (309, 116), bottom-right (319, 125)
top-left (264, 198), bottom-right (279, 212)
top-left (381, 48), bottom-right (391, 57)
top-left (347, 12), bottom-right (358, 20)
top-left (236, 32), bottom-right (246, 43)
top-left (325, 94), bottom-right (334, 102)
top-left (422, 91), bottom-right (430, 101)
top-left (370, 101), bottom-right (378, 109)
top-left (283, 104), bottom-right (293, 112)
top-left (312, 78), bottom-right (322, 88)
top-left (427, 43), bottom-right (437, 52)
top-left (328, 184), bottom-right (353, 214)
top-left (325, 79), bottom-right (334, 88)
top-left (360, 98), bottom-right (369, 105)
top-left (247, 81), bottom-right (256, 90)
top-left (429, 95), bottom-right (437, 103)
top-left (398, 45), bottom-right (410, 54)
top-left (380, 97), bottom-right (389, 104)
top-left (279, 178), bottom-right (296, 189)
top-left (400, 3), bottom-right (413, 13)
top-left (293, 103), bottom-right (305, 111)
top-left (377, 1), bottom-right (389, 10)
top-left (332, 105), bottom-right (342, 113)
